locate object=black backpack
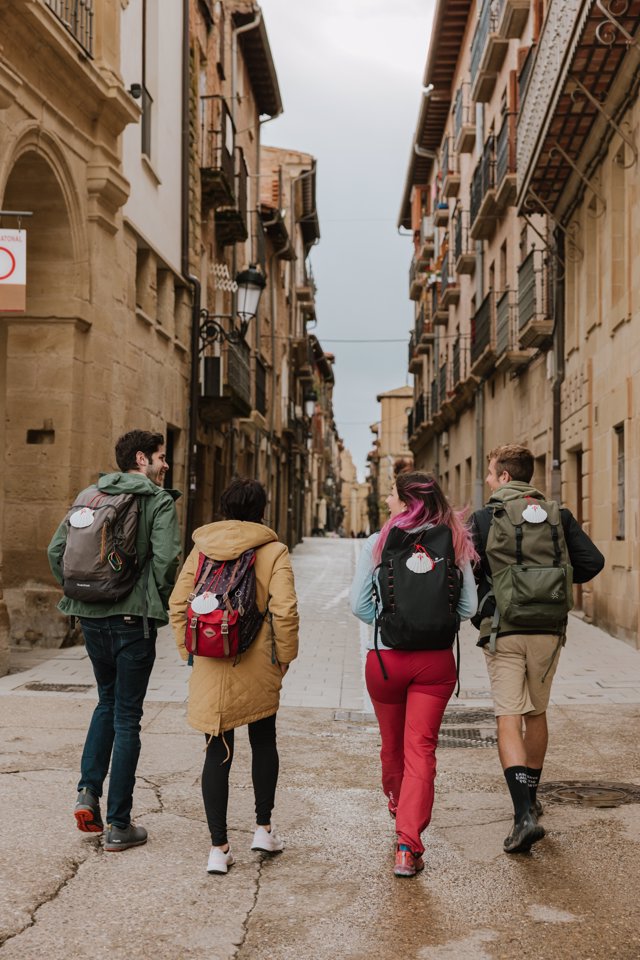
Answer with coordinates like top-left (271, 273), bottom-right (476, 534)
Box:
top-left (373, 525), bottom-right (462, 680)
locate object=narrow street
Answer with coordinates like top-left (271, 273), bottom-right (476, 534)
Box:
top-left (1, 538), bottom-right (640, 960)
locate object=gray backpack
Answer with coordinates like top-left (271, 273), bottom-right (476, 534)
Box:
top-left (61, 485), bottom-right (141, 602)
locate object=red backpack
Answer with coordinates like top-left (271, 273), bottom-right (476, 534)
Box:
top-left (185, 550), bottom-right (266, 663)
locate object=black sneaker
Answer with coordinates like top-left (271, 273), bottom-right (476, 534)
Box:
top-left (503, 812), bottom-right (545, 854)
top-left (533, 798), bottom-right (544, 817)
top-left (104, 823), bottom-right (148, 852)
top-left (74, 788), bottom-right (103, 834)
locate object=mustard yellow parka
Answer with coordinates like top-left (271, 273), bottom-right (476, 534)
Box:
top-left (169, 521), bottom-right (299, 737)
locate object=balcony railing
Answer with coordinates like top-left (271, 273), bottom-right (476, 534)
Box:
top-left (470, 0), bottom-right (509, 102)
top-left (518, 43), bottom-right (536, 103)
top-left (45, 0), bottom-right (94, 56)
top-left (496, 290), bottom-right (530, 372)
top-left (442, 138), bottom-right (460, 198)
top-left (440, 250), bottom-right (459, 308)
top-left (216, 147), bottom-right (249, 245)
top-left (200, 96), bottom-right (235, 207)
top-left (496, 113), bottom-right (517, 208)
top-left (255, 357), bottom-right (267, 416)
top-left (470, 291), bottom-right (496, 373)
top-left (470, 136), bottom-right (497, 239)
top-left (453, 209), bottom-right (475, 275)
top-left (494, 0), bottom-right (530, 39)
top-left (454, 85), bottom-right (475, 153)
top-left (517, 249), bottom-right (554, 347)
top-left (409, 255), bottom-right (426, 301)
top-left (431, 378), bottom-right (439, 419)
top-left (439, 361), bottom-right (448, 408)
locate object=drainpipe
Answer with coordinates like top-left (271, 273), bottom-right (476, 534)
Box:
top-left (551, 231), bottom-right (565, 503)
top-left (185, 275), bottom-right (201, 555)
top-left (474, 380), bottom-right (485, 510)
top-left (180, 0), bottom-right (190, 279)
top-left (231, 6), bottom-right (262, 127)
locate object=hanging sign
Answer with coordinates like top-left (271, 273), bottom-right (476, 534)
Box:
top-left (0, 229), bottom-right (26, 312)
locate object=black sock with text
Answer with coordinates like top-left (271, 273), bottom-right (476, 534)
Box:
top-left (504, 766), bottom-right (531, 820)
top-left (527, 767), bottom-right (542, 807)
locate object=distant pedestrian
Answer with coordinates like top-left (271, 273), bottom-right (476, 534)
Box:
top-left (471, 444), bottom-right (604, 853)
top-left (47, 430), bottom-right (181, 851)
top-left (350, 471), bottom-right (477, 877)
top-left (169, 478), bottom-right (299, 876)
top-left (393, 456), bottom-right (414, 477)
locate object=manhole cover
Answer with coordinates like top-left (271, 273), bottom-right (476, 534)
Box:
top-left (442, 708), bottom-right (495, 726)
top-left (20, 682), bottom-right (93, 693)
top-left (539, 781), bottom-right (640, 808)
top-left (438, 727), bottom-right (497, 748)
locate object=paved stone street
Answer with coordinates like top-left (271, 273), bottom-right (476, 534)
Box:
top-left (1, 538), bottom-right (640, 959)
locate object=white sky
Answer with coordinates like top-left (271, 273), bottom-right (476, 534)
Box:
top-left (259, 0), bottom-right (436, 480)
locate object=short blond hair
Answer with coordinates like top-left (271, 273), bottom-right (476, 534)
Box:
top-left (488, 444), bottom-right (534, 483)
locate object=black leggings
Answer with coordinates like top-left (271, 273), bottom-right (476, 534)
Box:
top-left (202, 713), bottom-right (279, 847)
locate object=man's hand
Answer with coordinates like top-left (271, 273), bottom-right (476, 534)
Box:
top-left (279, 662), bottom-right (289, 677)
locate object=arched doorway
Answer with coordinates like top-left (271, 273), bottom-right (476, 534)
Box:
top-left (0, 146), bottom-right (83, 646)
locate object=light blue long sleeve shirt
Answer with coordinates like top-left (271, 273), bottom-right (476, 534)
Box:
top-left (350, 531), bottom-right (478, 636)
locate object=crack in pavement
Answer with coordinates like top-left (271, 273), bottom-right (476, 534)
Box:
top-left (0, 843), bottom-right (100, 950)
top-left (234, 854), bottom-right (269, 960)
top-left (138, 776), bottom-right (164, 815)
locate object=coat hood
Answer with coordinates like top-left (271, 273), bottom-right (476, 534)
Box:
top-left (97, 472), bottom-right (181, 500)
top-left (192, 520), bottom-right (278, 560)
top-left (488, 481), bottom-right (545, 505)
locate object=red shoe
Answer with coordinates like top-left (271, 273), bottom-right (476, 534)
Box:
top-left (394, 844), bottom-right (424, 877)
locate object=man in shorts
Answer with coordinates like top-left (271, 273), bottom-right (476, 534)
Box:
top-left (471, 444), bottom-right (604, 853)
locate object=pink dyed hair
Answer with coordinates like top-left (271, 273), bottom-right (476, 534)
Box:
top-left (373, 471), bottom-right (478, 568)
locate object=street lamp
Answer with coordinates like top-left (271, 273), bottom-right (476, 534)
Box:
top-left (199, 264), bottom-right (266, 351)
top-left (303, 389), bottom-right (317, 419)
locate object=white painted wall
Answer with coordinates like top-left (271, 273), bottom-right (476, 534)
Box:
top-left (121, 0), bottom-right (183, 273)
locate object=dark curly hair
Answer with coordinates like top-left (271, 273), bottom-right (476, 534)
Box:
top-left (219, 478), bottom-right (267, 523)
top-left (115, 430), bottom-right (164, 471)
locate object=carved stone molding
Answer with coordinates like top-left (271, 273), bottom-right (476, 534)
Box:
top-left (0, 56), bottom-right (22, 110)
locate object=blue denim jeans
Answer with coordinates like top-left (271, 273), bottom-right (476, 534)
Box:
top-left (78, 616), bottom-right (156, 828)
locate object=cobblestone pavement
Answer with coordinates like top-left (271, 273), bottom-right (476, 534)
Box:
top-left (2, 537), bottom-right (639, 708)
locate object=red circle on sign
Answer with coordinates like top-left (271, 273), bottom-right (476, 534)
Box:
top-left (0, 247), bottom-right (16, 281)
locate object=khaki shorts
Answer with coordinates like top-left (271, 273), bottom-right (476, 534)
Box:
top-left (483, 634), bottom-right (562, 716)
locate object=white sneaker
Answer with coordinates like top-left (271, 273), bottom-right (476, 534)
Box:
top-left (251, 825), bottom-right (284, 853)
top-left (207, 846), bottom-right (234, 874)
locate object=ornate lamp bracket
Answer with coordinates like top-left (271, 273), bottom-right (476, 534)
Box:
top-left (569, 75), bottom-right (638, 168)
top-left (524, 189), bottom-right (583, 263)
top-left (548, 141), bottom-right (607, 216)
top-left (595, 0), bottom-right (639, 49)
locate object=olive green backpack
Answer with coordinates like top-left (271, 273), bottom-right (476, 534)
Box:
top-left (483, 496), bottom-right (573, 651)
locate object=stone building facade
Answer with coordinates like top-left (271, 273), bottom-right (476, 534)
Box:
top-left (366, 385), bottom-right (413, 530)
top-left (0, 0), bottom-right (350, 673)
top-left (400, 0), bottom-right (640, 646)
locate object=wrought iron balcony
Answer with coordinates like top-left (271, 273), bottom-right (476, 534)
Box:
top-left (470, 0), bottom-right (509, 103)
top-left (431, 377), bottom-right (439, 421)
top-left (199, 339), bottom-right (252, 423)
top-left (45, 0), bottom-right (93, 56)
top-left (454, 85), bottom-right (476, 154)
top-left (409, 256), bottom-right (427, 301)
top-left (439, 360), bottom-right (448, 410)
top-left (495, 113), bottom-right (517, 209)
top-left (415, 304), bottom-right (434, 348)
top-left (432, 281), bottom-right (449, 326)
top-left (434, 200), bottom-right (450, 227)
top-left (453, 209), bottom-right (475, 275)
top-left (495, 290), bottom-right (530, 373)
top-left (410, 394), bottom-right (427, 439)
top-left (494, 0), bottom-right (530, 39)
top-left (470, 290), bottom-right (496, 376)
top-left (470, 135), bottom-right (497, 240)
top-left (517, 249), bottom-right (554, 348)
top-left (216, 147), bottom-right (249, 245)
top-left (408, 331), bottom-right (422, 373)
top-left (440, 250), bottom-right (459, 309)
top-left (441, 138), bottom-right (460, 199)
top-left (200, 97), bottom-right (235, 208)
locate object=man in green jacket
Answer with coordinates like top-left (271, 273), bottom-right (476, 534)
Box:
top-left (48, 430), bottom-right (181, 851)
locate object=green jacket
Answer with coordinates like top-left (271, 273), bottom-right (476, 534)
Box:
top-left (48, 472), bottom-right (182, 625)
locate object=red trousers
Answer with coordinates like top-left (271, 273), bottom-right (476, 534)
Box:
top-left (365, 648), bottom-right (456, 855)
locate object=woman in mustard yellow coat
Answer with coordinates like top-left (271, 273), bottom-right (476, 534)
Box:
top-left (169, 478), bottom-right (299, 875)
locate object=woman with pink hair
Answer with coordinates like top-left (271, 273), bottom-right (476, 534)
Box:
top-left (351, 471), bottom-right (477, 877)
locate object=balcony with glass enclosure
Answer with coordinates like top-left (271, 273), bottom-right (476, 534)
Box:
top-left (440, 249), bottom-right (459, 309)
top-left (454, 85), bottom-right (476, 154)
top-left (494, 0), bottom-right (530, 39)
top-left (453, 209), bottom-right (475, 275)
top-left (441, 138), bottom-right (460, 199)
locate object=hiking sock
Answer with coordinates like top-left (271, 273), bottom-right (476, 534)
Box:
top-left (527, 767), bottom-right (542, 807)
top-left (504, 766), bottom-right (532, 820)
